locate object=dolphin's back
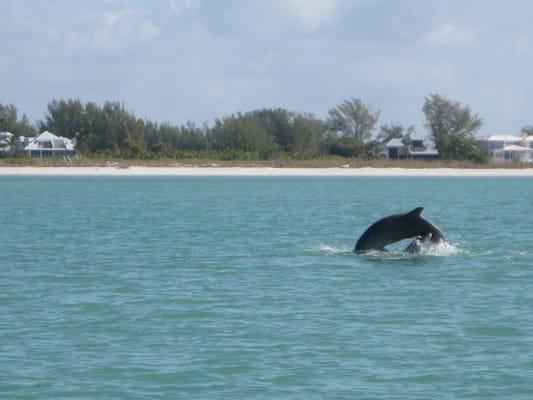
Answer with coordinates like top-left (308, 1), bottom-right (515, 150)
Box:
top-left (354, 214), bottom-right (404, 252)
top-left (354, 207), bottom-right (445, 253)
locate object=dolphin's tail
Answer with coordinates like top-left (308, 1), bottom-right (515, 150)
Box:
top-left (404, 231), bottom-right (446, 253)
top-left (404, 234), bottom-right (430, 253)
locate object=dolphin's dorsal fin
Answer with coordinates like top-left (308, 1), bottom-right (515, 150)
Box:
top-left (405, 207), bottom-right (424, 218)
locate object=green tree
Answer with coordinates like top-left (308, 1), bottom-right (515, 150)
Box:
top-left (377, 123), bottom-right (407, 143)
top-left (290, 113), bottom-right (325, 155)
top-left (325, 136), bottom-right (362, 158)
top-left (328, 98), bottom-right (380, 142)
top-left (177, 121), bottom-right (209, 152)
top-left (123, 136), bottom-right (146, 159)
top-left (250, 108), bottom-right (293, 151)
top-left (521, 125), bottom-right (533, 136)
top-left (38, 99), bottom-right (84, 138)
top-left (40, 99), bottom-right (154, 155)
top-left (422, 94), bottom-right (482, 159)
top-left (210, 113), bottom-right (276, 152)
top-left (16, 114), bottom-right (37, 137)
top-left (363, 140), bottom-right (383, 159)
top-left (151, 142), bottom-right (169, 157)
top-left (0, 104), bottom-right (18, 132)
top-left (241, 108), bottom-right (326, 155)
top-left (0, 103), bottom-right (36, 137)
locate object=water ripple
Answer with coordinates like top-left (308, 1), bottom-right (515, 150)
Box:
top-left (1, 176), bottom-right (533, 399)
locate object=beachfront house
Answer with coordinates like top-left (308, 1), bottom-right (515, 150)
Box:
top-left (0, 131), bottom-right (14, 155)
top-left (17, 136), bottom-right (34, 153)
top-left (475, 135), bottom-right (533, 163)
top-left (23, 131), bottom-right (76, 158)
top-left (382, 134), bottom-right (439, 160)
top-left (384, 138), bottom-right (408, 159)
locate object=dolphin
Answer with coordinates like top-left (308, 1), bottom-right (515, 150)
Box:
top-left (354, 207), bottom-right (445, 253)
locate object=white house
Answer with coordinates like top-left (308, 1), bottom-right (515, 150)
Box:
top-left (384, 138), bottom-right (408, 159)
top-left (23, 131), bottom-right (76, 158)
top-left (476, 135), bottom-right (533, 163)
top-left (383, 134), bottom-right (439, 160)
top-left (0, 131), bottom-right (14, 154)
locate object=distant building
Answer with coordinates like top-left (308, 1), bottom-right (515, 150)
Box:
top-left (385, 138), bottom-right (408, 159)
top-left (382, 134), bottom-right (439, 160)
top-left (475, 135), bottom-right (533, 163)
top-left (17, 136), bottom-right (34, 152)
top-left (0, 131), bottom-right (14, 154)
top-left (22, 131), bottom-right (76, 158)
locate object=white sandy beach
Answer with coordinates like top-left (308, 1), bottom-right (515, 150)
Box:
top-left (1, 166), bottom-right (533, 176)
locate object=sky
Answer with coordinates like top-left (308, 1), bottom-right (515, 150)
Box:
top-left (2, 0), bottom-right (533, 135)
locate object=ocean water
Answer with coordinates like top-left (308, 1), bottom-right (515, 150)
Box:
top-left (1, 176), bottom-right (533, 399)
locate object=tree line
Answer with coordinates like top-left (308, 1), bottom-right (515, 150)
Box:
top-left (0, 95), bottom-right (490, 161)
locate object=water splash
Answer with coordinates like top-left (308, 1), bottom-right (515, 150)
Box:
top-left (312, 244), bottom-right (352, 254)
top-left (313, 241), bottom-right (462, 258)
top-left (418, 240), bottom-right (461, 256)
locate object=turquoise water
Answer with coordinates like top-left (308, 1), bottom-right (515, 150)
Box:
top-left (1, 176), bottom-right (533, 399)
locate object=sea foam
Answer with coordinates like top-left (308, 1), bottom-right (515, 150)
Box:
top-left (313, 241), bottom-right (461, 257)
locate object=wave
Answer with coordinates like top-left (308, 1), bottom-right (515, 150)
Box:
top-left (311, 244), bottom-right (352, 254)
top-left (312, 241), bottom-right (462, 257)
top-left (418, 240), bottom-right (461, 256)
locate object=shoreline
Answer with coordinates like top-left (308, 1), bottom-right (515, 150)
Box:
top-left (2, 166), bottom-right (533, 176)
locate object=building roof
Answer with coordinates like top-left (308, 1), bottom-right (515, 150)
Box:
top-left (408, 133), bottom-right (426, 141)
top-left (408, 149), bottom-right (439, 155)
top-left (386, 138), bottom-right (404, 148)
top-left (0, 132), bottom-right (14, 146)
top-left (500, 145), bottom-right (533, 152)
top-left (24, 131), bottom-right (75, 151)
top-left (486, 135), bottom-right (524, 142)
top-left (37, 131), bottom-right (59, 141)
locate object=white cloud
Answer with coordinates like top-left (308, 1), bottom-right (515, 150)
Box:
top-left (91, 7), bottom-right (161, 53)
top-left (381, 60), bottom-right (456, 85)
top-left (65, 31), bottom-right (89, 51)
top-left (424, 23), bottom-right (478, 46)
top-left (431, 62), bottom-right (456, 81)
top-left (167, 0), bottom-right (197, 14)
top-left (139, 20), bottom-right (161, 41)
top-left (512, 35), bottom-right (529, 55)
top-left (500, 84), bottom-right (525, 128)
top-left (275, 0), bottom-right (340, 32)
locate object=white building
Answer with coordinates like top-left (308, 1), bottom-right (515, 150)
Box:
top-left (384, 138), bottom-right (408, 159)
top-left (382, 134), bottom-right (439, 160)
top-left (476, 135), bottom-right (533, 163)
top-left (0, 131), bottom-right (14, 154)
top-left (23, 131), bottom-right (76, 158)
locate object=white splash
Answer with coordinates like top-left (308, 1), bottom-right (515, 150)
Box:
top-left (313, 244), bottom-right (351, 254)
top-left (418, 240), bottom-right (461, 256)
top-left (313, 241), bottom-right (462, 257)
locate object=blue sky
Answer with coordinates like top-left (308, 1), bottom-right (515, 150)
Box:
top-left (2, 0), bottom-right (532, 135)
